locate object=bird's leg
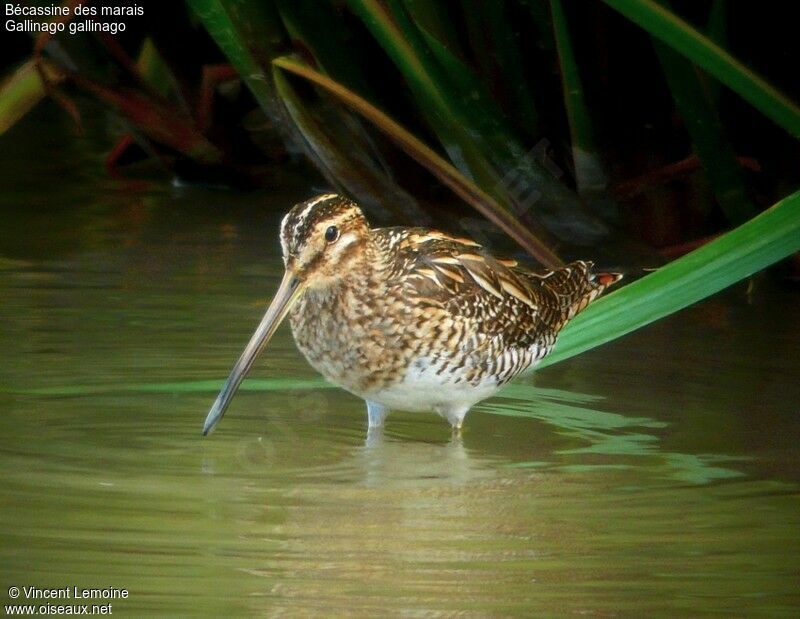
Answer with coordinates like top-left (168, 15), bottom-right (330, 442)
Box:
top-left (365, 426), bottom-right (385, 448)
top-left (366, 400), bottom-right (390, 428)
top-left (439, 405), bottom-right (469, 434)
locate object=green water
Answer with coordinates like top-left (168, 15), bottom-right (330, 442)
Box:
top-left (1, 108), bottom-right (799, 616)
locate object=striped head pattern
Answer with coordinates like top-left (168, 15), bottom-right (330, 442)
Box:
top-left (279, 194), bottom-right (370, 288)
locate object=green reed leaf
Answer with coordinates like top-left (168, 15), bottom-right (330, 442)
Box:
top-left (541, 189), bottom-right (800, 367)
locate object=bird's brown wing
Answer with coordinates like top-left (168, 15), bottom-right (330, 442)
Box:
top-left (376, 227), bottom-right (619, 350)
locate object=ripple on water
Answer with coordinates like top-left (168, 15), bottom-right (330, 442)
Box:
top-left (1, 170), bottom-right (799, 613)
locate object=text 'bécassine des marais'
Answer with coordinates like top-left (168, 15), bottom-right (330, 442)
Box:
top-left (5, 3), bottom-right (143, 35)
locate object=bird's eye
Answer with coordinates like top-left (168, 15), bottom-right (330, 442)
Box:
top-left (325, 225), bottom-right (339, 243)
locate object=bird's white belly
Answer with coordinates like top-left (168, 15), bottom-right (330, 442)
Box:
top-left (363, 356), bottom-right (500, 413)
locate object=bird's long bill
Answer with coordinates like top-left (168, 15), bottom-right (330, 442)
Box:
top-left (202, 270), bottom-right (303, 436)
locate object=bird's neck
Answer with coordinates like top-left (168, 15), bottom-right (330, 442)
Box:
top-left (304, 234), bottom-right (388, 307)
top-left (363, 231), bottom-right (393, 286)
top-left (342, 234), bottom-right (391, 299)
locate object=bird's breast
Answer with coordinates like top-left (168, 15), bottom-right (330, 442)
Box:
top-left (289, 284), bottom-right (407, 395)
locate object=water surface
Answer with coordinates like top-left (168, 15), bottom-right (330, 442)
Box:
top-left (1, 107), bottom-right (799, 616)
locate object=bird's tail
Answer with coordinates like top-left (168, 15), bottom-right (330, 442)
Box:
top-left (592, 270), bottom-right (624, 288)
top-left (572, 261), bottom-right (622, 318)
top-left (537, 260), bottom-right (622, 322)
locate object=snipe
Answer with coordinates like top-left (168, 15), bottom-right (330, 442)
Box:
top-left (203, 194), bottom-right (621, 435)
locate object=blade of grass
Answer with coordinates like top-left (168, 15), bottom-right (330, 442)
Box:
top-left (273, 55), bottom-right (563, 268)
top-left (540, 189), bottom-right (800, 368)
top-left (349, 0), bottom-right (608, 245)
top-left (135, 38), bottom-right (175, 98)
top-left (651, 0), bottom-right (755, 225)
top-left (273, 0), bottom-right (398, 186)
top-left (69, 73), bottom-right (222, 163)
top-left (273, 0), bottom-right (376, 100)
top-left (185, 0), bottom-right (294, 139)
top-left (549, 0), bottom-right (607, 199)
top-left (459, 0), bottom-right (540, 137)
top-left (654, 39), bottom-right (756, 224)
top-left (0, 60), bottom-right (64, 135)
top-left (272, 63), bottom-right (424, 222)
top-left (602, 0), bottom-right (800, 138)
top-left (189, 0), bottom-right (425, 220)
top-left (405, 0), bottom-right (463, 53)
top-left (388, 5), bottom-right (609, 243)
top-left (704, 0), bottom-right (727, 106)
top-left (413, 26), bottom-right (518, 166)
top-left (2, 378), bottom-right (332, 396)
top-left (347, 0), bottom-right (514, 199)
top-left (189, 0), bottom-right (398, 201)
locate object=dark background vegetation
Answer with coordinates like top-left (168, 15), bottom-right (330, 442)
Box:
top-left (1, 0), bottom-right (798, 271)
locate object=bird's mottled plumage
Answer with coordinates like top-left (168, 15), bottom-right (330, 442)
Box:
top-left (203, 193), bottom-right (621, 435)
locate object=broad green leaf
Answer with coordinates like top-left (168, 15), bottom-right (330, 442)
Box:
top-left (541, 189), bottom-right (800, 368)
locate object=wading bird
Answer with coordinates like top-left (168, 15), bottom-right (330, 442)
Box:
top-left (203, 194), bottom-right (620, 435)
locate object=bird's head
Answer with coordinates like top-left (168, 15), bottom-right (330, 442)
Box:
top-left (202, 193), bottom-right (370, 435)
top-left (279, 193), bottom-right (370, 289)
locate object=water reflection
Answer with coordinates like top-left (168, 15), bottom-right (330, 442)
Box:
top-left (184, 377), bottom-right (750, 487)
top-left (484, 384), bottom-right (748, 485)
top-left (0, 373), bottom-right (765, 491)
top-left (358, 429), bottom-right (485, 487)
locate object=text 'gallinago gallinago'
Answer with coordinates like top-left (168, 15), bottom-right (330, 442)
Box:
top-left (203, 194), bottom-right (621, 435)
